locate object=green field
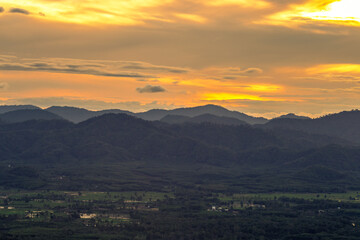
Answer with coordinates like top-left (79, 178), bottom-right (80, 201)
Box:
top-left (2, 189), bottom-right (360, 239)
top-left (220, 191), bottom-right (360, 202)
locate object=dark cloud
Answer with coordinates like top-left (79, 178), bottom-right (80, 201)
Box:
top-left (0, 7), bottom-right (4, 13)
top-left (0, 63), bottom-right (153, 79)
top-left (223, 76), bottom-right (237, 80)
top-left (0, 82), bottom-right (8, 90)
top-left (242, 68), bottom-right (263, 74)
top-left (30, 63), bottom-right (50, 68)
top-left (0, 56), bottom-right (195, 79)
top-left (122, 63), bottom-right (189, 74)
top-left (9, 8), bottom-right (30, 15)
top-left (227, 67), bottom-right (263, 75)
top-left (136, 85), bottom-right (166, 93)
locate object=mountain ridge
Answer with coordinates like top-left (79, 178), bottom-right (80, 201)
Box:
top-left (263, 110), bottom-right (360, 144)
top-left (0, 112), bottom-right (360, 192)
top-left (160, 113), bottom-right (248, 126)
top-left (0, 109), bottom-right (64, 123)
top-left (137, 104), bottom-right (268, 124)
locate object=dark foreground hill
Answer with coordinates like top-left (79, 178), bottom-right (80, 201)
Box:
top-left (0, 113), bottom-right (359, 192)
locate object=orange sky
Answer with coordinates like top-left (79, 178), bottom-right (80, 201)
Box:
top-left (0, 0), bottom-right (360, 117)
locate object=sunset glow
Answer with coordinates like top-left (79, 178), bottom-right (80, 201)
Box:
top-left (307, 64), bottom-right (360, 74)
top-left (202, 93), bottom-right (266, 102)
top-left (302, 0), bottom-right (360, 24)
top-left (0, 0), bottom-right (172, 25)
top-left (267, 0), bottom-right (360, 27)
top-left (0, 0), bottom-right (359, 116)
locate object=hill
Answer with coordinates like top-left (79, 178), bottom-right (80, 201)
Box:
top-left (160, 115), bottom-right (191, 124)
top-left (275, 113), bottom-right (311, 120)
top-left (136, 104), bottom-right (268, 124)
top-left (0, 113), bottom-right (359, 192)
top-left (160, 113), bottom-right (248, 126)
top-left (263, 110), bottom-right (360, 144)
top-left (0, 105), bottom-right (40, 114)
top-left (43, 104), bottom-right (267, 125)
top-left (0, 109), bottom-right (64, 123)
top-left (46, 106), bottom-right (134, 123)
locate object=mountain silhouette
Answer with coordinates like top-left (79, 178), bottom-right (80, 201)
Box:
top-left (0, 105), bottom-right (40, 114)
top-left (137, 104), bottom-right (268, 124)
top-left (263, 110), bottom-right (360, 144)
top-left (0, 112), bottom-right (359, 191)
top-left (0, 109), bottom-right (64, 123)
top-left (160, 113), bottom-right (248, 126)
top-left (46, 106), bottom-right (134, 123)
top-left (275, 113), bottom-right (311, 120)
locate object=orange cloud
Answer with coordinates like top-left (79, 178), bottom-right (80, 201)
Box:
top-left (202, 93), bottom-right (265, 101)
top-left (0, 0), bottom-right (173, 25)
top-left (307, 64), bottom-right (360, 74)
top-left (207, 0), bottom-right (270, 8)
top-left (0, 0), bottom-right (272, 26)
top-left (262, 0), bottom-right (360, 28)
top-left (174, 13), bottom-right (207, 23)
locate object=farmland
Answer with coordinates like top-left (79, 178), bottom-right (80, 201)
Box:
top-left (1, 189), bottom-right (360, 239)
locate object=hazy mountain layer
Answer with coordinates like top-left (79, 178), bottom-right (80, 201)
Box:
top-left (160, 113), bottom-right (248, 126)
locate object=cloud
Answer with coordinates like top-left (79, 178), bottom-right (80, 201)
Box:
top-left (0, 82), bottom-right (9, 90)
top-left (226, 67), bottom-right (263, 75)
top-left (0, 0), bottom-right (271, 26)
top-left (208, 0), bottom-right (270, 8)
top-left (0, 63), bottom-right (149, 78)
top-left (0, 56), bottom-right (187, 79)
top-left (9, 8), bottom-right (30, 15)
top-left (202, 67), bottom-right (264, 81)
top-left (136, 85), bottom-right (166, 93)
top-left (122, 62), bottom-right (189, 74)
top-left (0, 55), bottom-right (192, 79)
top-left (261, 0), bottom-right (360, 31)
top-left (0, 7), bottom-right (4, 13)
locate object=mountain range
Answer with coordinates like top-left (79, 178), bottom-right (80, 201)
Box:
top-left (160, 113), bottom-right (248, 126)
top-left (0, 104), bottom-right (359, 192)
top-left (0, 104), bottom-right (268, 124)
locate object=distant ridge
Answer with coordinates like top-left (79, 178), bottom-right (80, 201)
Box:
top-left (275, 113), bottom-right (311, 120)
top-left (137, 104), bottom-right (268, 125)
top-left (160, 113), bottom-right (248, 126)
top-left (0, 105), bottom-right (40, 114)
top-left (263, 110), bottom-right (360, 144)
top-left (0, 109), bottom-right (64, 123)
top-left (46, 106), bottom-right (134, 123)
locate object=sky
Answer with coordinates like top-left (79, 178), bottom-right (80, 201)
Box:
top-left (0, 0), bottom-right (360, 118)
